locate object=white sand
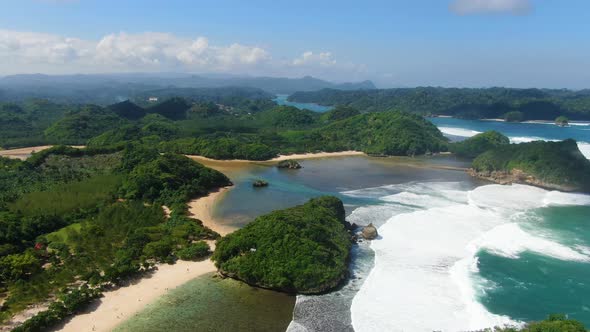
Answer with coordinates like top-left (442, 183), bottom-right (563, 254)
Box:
top-left (54, 260), bottom-right (215, 332)
top-left (188, 187), bottom-right (235, 236)
top-left (0, 145), bottom-right (85, 160)
top-left (188, 150), bottom-right (365, 164)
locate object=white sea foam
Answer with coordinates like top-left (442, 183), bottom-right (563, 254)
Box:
top-left (438, 126), bottom-right (482, 137)
top-left (508, 136), bottom-right (558, 144)
top-left (350, 182), bottom-right (590, 332)
top-left (472, 223), bottom-right (589, 262)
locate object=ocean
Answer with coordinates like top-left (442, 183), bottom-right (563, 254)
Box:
top-left (213, 153), bottom-right (590, 331)
top-left (120, 107), bottom-right (590, 331)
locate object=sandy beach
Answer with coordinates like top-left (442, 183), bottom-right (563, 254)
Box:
top-left (0, 145), bottom-right (85, 160)
top-left (188, 150), bottom-right (365, 166)
top-left (0, 146), bottom-right (54, 160)
top-left (53, 260), bottom-right (216, 332)
top-left (53, 188), bottom-right (233, 332)
top-left (188, 187), bottom-right (235, 236)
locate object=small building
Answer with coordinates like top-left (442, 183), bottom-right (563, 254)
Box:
top-left (148, 97), bottom-right (159, 102)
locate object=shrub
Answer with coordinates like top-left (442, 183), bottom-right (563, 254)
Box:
top-left (176, 241), bottom-right (210, 260)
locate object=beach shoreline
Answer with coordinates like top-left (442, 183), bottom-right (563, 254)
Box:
top-left (187, 150), bottom-right (365, 165)
top-left (188, 187), bottom-right (235, 237)
top-left (51, 187), bottom-right (235, 332)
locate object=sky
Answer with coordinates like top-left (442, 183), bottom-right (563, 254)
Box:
top-left (0, 0), bottom-right (589, 88)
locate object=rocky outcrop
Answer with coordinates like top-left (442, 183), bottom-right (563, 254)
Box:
top-left (361, 223), bottom-right (378, 240)
top-left (277, 159), bottom-right (302, 169)
top-left (468, 168), bottom-right (578, 192)
top-left (252, 179), bottom-right (269, 188)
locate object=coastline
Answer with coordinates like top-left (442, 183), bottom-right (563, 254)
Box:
top-left (188, 187), bottom-right (235, 237)
top-left (53, 187), bottom-right (234, 332)
top-left (53, 260), bottom-right (216, 332)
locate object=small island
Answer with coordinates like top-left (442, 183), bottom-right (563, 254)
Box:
top-left (469, 139), bottom-right (590, 192)
top-left (212, 196), bottom-right (352, 294)
top-left (449, 131), bottom-right (510, 158)
top-left (555, 115), bottom-right (569, 127)
top-left (277, 159), bottom-right (302, 169)
top-left (252, 179), bottom-right (269, 187)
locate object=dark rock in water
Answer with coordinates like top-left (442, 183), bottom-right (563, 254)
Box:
top-left (252, 179), bottom-right (269, 188)
top-left (277, 159), bottom-right (302, 169)
top-left (361, 223), bottom-right (378, 240)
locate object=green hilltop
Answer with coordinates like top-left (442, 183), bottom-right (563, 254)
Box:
top-left (212, 196), bottom-right (351, 294)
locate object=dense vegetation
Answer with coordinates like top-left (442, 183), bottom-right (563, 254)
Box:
top-left (288, 87), bottom-right (590, 120)
top-left (0, 100), bottom-right (71, 147)
top-left (503, 111), bottom-right (525, 122)
top-left (449, 131), bottom-right (510, 158)
top-left (472, 139), bottom-right (590, 192)
top-left (0, 145), bottom-right (230, 328)
top-left (313, 111), bottom-right (447, 155)
top-left (483, 314), bottom-right (587, 332)
top-left (1, 95), bottom-right (448, 158)
top-left (0, 90), bottom-right (277, 148)
top-left (556, 115), bottom-right (569, 126)
top-left (212, 196), bottom-right (352, 294)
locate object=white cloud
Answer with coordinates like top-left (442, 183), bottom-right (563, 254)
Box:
top-left (292, 51), bottom-right (337, 66)
top-left (0, 30), bottom-right (271, 73)
top-left (0, 30), bottom-right (91, 64)
top-left (0, 29), bottom-right (365, 81)
top-left (449, 0), bottom-right (532, 15)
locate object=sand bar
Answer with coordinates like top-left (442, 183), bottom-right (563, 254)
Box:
top-left (188, 150), bottom-right (365, 165)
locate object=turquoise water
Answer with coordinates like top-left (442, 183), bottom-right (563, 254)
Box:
top-left (212, 145), bottom-right (590, 331)
top-left (115, 273), bottom-right (295, 332)
top-left (215, 156), bottom-right (472, 228)
top-left (429, 117), bottom-right (590, 142)
top-left (214, 156), bottom-right (475, 331)
top-left (421, 116), bottom-right (590, 329)
top-left (477, 205), bottom-right (590, 325)
top-left (273, 94), bottom-right (333, 113)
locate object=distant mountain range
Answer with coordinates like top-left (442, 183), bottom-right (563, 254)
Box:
top-left (0, 73), bottom-right (375, 104)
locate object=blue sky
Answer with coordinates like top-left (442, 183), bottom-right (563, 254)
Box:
top-left (0, 0), bottom-right (589, 88)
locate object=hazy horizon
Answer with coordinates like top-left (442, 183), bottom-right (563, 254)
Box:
top-left (1, 0), bottom-right (589, 89)
top-left (1, 71), bottom-right (588, 91)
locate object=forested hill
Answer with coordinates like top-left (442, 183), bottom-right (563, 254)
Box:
top-left (0, 77), bottom-right (275, 105)
top-left (288, 87), bottom-right (590, 120)
top-left (0, 95), bottom-right (447, 159)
